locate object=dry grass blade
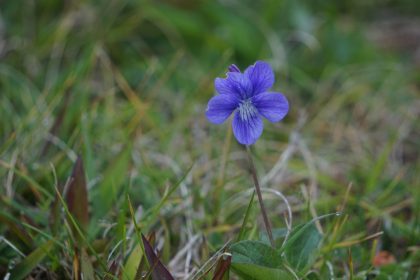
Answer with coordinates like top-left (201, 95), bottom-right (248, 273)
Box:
top-left (212, 253), bottom-right (232, 280)
top-left (104, 259), bottom-right (119, 280)
top-left (333, 231), bottom-right (384, 248)
top-left (73, 248), bottom-right (80, 280)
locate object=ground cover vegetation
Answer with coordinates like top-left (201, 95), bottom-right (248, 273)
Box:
top-left (1, 0), bottom-right (419, 279)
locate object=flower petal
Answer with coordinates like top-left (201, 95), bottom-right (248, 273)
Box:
top-left (214, 77), bottom-right (237, 96)
top-left (245, 61), bottom-right (275, 95)
top-left (228, 72), bottom-right (253, 98)
top-left (228, 64), bottom-right (241, 73)
top-left (215, 72), bottom-right (252, 99)
top-left (206, 94), bottom-right (239, 124)
top-left (252, 92), bottom-right (289, 122)
top-left (232, 110), bottom-right (263, 145)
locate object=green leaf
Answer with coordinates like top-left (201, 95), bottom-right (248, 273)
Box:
top-left (9, 239), bottom-right (55, 280)
top-left (123, 244), bottom-right (143, 280)
top-left (237, 191), bottom-right (255, 242)
top-left (282, 213), bottom-right (339, 273)
top-left (232, 264), bottom-right (294, 280)
top-left (93, 146), bottom-right (131, 218)
top-left (80, 249), bottom-right (96, 280)
top-left (283, 223), bottom-right (321, 272)
top-left (230, 240), bottom-right (293, 280)
top-left (259, 228), bottom-right (288, 247)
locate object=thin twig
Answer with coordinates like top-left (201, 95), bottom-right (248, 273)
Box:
top-left (245, 146), bottom-right (275, 247)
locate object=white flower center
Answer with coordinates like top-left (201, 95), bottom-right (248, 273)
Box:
top-left (238, 99), bottom-right (257, 122)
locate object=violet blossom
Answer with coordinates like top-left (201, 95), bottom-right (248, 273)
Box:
top-left (206, 61), bottom-right (289, 145)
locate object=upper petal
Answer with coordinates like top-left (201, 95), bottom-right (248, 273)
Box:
top-left (206, 94), bottom-right (239, 124)
top-left (215, 72), bottom-right (252, 99)
top-left (245, 61), bottom-right (275, 95)
top-left (232, 110), bottom-right (263, 145)
top-left (252, 92), bottom-right (289, 122)
top-left (228, 64), bottom-right (241, 73)
top-left (214, 77), bottom-right (238, 96)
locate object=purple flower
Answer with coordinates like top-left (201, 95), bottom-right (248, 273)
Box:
top-left (206, 61), bottom-right (289, 145)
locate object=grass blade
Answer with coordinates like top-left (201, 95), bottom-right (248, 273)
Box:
top-left (143, 165), bottom-right (193, 226)
top-left (9, 239), bottom-right (54, 280)
top-left (237, 190), bottom-right (255, 242)
top-left (94, 146), bottom-right (131, 218)
top-left (0, 211), bottom-right (33, 249)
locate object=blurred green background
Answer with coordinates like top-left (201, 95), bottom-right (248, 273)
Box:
top-left (1, 0), bottom-right (419, 279)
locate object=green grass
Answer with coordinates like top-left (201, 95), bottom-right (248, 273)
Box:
top-left (1, 0), bottom-right (419, 279)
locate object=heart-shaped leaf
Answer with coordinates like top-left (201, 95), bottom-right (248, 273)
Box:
top-left (230, 240), bottom-right (293, 280)
top-left (283, 222), bottom-right (321, 273)
top-left (259, 228), bottom-right (288, 247)
top-left (282, 213), bottom-right (339, 273)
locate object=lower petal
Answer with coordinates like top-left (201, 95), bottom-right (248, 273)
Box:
top-left (206, 94), bottom-right (239, 124)
top-left (232, 111), bottom-right (263, 145)
top-left (252, 92), bottom-right (289, 122)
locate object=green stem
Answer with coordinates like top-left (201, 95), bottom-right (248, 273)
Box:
top-left (246, 146), bottom-right (275, 247)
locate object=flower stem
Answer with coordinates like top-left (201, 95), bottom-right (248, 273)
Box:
top-left (246, 146), bottom-right (275, 247)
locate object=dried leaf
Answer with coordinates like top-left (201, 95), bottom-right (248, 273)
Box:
top-left (141, 234), bottom-right (174, 280)
top-left (373, 251), bottom-right (396, 267)
top-left (73, 249), bottom-right (80, 280)
top-left (66, 156), bottom-right (89, 231)
top-left (212, 253), bottom-right (231, 280)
